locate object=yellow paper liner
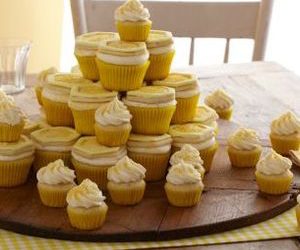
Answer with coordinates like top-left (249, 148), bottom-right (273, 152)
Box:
top-left (75, 55), bottom-right (99, 81)
top-left (116, 21), bottom-right (151, 42)
top-left (71, 108), bottom-right (96, 135)
top-left (228, 146), bottom-right (262, 168)
top-left (215, 107), bottom-right (233, 120)
top-left (35, 86), bottom-right (43, 106)
top-left (0, 121), bottom-right (24, 142)
top-left (270, 133), bottom-right (300, 156)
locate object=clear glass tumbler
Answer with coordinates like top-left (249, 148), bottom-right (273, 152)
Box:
top-left (0, 39), bottom-right (31, 94)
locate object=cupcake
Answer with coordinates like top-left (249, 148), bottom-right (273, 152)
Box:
top-left (290, 150), bottom-right (300, 167)
top-left (95, 97), bottom-right (132, 146)
top-left (31, 127), bottom-right (80, 171)
top-left (169, 123), bottom-right (218, 172)
top-left (153, 73), bottom-right (200, 124)
top-left (37, 159), bottom-right (76, 207)
top-left (204, 89), bottom-right (234, 120)
top-left (127, 133), bottom-right (172, 181)
top-left (255, 149), bottom-right (293, 195)
top-left (227, 128), bottom-right (262, 168)
top-left (71, 136), bottom-right (127, 190)
top-left (192, 105), bottom-right (219, 134)
top-left (0, 135), bottom-right (34, 187)
top-left (107, 156), bottom-right (146, 205)
top-left (96, 39), bottom-right (149, 91)
top-left (75, 32), bottom-right (118, 81)
top-left (123, 86), bottom-right (176, 135)
top-left (34, 67), bottom-right (57, 106)
top-left (42, 73), bottom-right (92, 126)
top-left (295, 195), bottom-right (300, 226)
top-left (169, 144), bottom-right (205, 178)
top-left (270, 111), bottom-right (300, 155)
top-left (165, 161), bottom-right (204, 207)
top-left (69, 84), bottom-right (117, 135)
top-left (0, 91), bottom-right (25, 142)
top-left (144, 30), bottom-right (175, 81)
top-left (115, 0), bottom-right (151, 42)
top-left (66, 179), bottom-right (108, 230)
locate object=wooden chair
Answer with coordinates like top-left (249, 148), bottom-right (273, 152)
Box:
top-left (70, 0), bottom-right (273, 64)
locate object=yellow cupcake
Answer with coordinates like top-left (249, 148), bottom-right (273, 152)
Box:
top-left (75, 32), bottom-right (118, 81)
top-left (115, 0), bottom-right (151, 41)
top-left (145, 30), bottom-right (175, 81)
top-left (66, 179), bottom-right (108, 230)
top-left (192, 105), bottom-right (219, 134)
top-left (204, 89), bottom-right (234, 120)
top-left (295, 195), bottom-right (300, 226)
top-left (0, 135), bottom-right (34, 187)
top-left (124, 86), bottom-right (176, 135)
top-left (153, 73), bottom-right (200, 124)
top-left (36, 159), bottom-right (76, 207)
top-left (31, 127), bottom-right (80, 171)
top-left (127, 133), bottom-right (172, 181)
top-left (165, 161), bottom-right (204, 207)
top-left (71, 136), bottom-right (126, 190)
top-left (169, 123), bottom-right (218, 172)
top-left (69, 84), bottom-right (117, 135)
top-left (227, 128), bottom-right (262, 167)
top-left (107, 156), bottom-right (146, 205)
top-left (255, 150), bottom-right (293, 195)
top-left (41, 73), bottom-right (92, 126)
top-left (270, 111), bottom-right (300, 155)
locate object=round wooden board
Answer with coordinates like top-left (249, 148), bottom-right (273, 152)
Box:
top-left (0, 144), bottom-right (299, 242)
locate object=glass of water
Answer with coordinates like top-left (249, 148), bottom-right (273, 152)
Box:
top-left (0, 39), bottom-right (31, 94)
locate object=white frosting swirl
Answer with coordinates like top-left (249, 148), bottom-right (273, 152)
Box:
top-left (204, 89), bottom-right (234, 110)
top-left (271, 111), bottom-right (300, 136)
top-left (0, 92), bottom-right (23, 125)
top-left (228, 128), bottom-right (261, 150)
top-left (66, 179), bottom-right (106, 208)
top-left (115, 0), bottom-right (150, 22)
top-left (107, 156), bottom-right (146, 183)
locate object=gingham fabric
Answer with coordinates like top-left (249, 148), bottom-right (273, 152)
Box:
top-left (0, 207), bottom-right (299, 250)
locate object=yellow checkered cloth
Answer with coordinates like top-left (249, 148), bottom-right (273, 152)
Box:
top-left (0, 207), bottom-right (299, 250)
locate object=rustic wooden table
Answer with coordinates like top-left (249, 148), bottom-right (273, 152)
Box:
top-left (8, 61), bottom-right (300, 249)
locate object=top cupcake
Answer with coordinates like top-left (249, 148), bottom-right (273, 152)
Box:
top-left (271, 111), bottom-right (300, 136)
top-left (146, 30), bottom-right (174, 55)
top-left (0, 90), bottom-right (23, 126)
top-left (114, 0), bottom-right (150, 22)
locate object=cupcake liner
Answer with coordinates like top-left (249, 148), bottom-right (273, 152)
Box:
top-left (116, 21), bottom-right (152, 42)
top-left (42, 96), bottom-right (74, 127)
top-left (127, 151), bottom-right (170, 181)
top-left (33, 150), bottom-right (72, 172)
top-left (164, 182), bottom-right (203, 207)
top-left (37, 182), bottom-right (75, 207)
top-left (228, 146), bottom-right (262, 168)
top-left (67, 204), bottom-right (108, 230)
top-left (255, 170), bottom-right (293, 195)
top-left (215, 107), bottom-right (233, 120)
top-left (0, 121), bottom-right (24, 142)
top-left (295, 205), bottom-right (300, 226)
top-left (0, 156), bottom-right (34, 187)
top-left (35, 86), bottom-right (43, 106)
top-left (75, 55), bottom-right (99, 81)
top-left (127, 105), bottom-right (175, 135)
top-left (171, 94), bottom-right (200, 124)
top-left (107, 180), bottom-right (146, 205)
top-left (94, 122), bottom-right (131, 147)
top-left (96, 59), bottom-right (149, 91)
top-left (144, 51), bottom-right (175, 81)
top-left (71, 108), bottom-right (96, 135)
top-left (72, 158), bottom-right (111, 190)
top-left (270, 133), bottom-right (300, 156)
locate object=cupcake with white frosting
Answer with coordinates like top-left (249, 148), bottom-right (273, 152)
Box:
top-left (169, 144), bottom-right (205, 178)
top-left (66, 179), bottom-right (108, 230)
top-left (127, 133), bottom-right (172, 181)
top-left (165, 161), bottom-right (204, 207)
top-left (95, 97), bottom-right (132, 146)
top-left (270, 111), bottom-right (300, 155)
top-left (255, 149), bottom-right (293, 195)
top-left (192, 105), bottom-right (219, 134)
top-left (115, 0), bottom-right (152, 42)
top-left (204, 89), bottom-right (234, 120)
top-left (107, 156), bottom-right (146, 205)
top-left (37, 159), bottom-right (76, 207)
top-left (227, 128), bottom-right (262, 168)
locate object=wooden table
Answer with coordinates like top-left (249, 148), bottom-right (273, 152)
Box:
top-left (9, 61), bottom-right (300, 249)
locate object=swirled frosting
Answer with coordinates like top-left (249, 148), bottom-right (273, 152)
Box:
top-left (169, 144), bottom-right (205, 176)
top-left (115, 0), bottom-right (150, 22)
top-left (256, 150), bottom-right (292, 175)
top-left (228, 128), bottom-right (261, 150)
top-left (107, 156), bottom-right (146, 183)
top-left (271, 111), bottom-right (300, 136)
top-left (193, 105), bottom-right (219, 125)
top-left (166, 161), bottom-right (202, 185)
top-left (36, 159), bottom-right (76, 185)
top-left (66, 179), bottom-right (106, 208)
top-left (204, 89), bottom-right (234, 110)
top-left (0, 91), bottom-right (23, 125)
top-left (95, 97), bottom-right (132, 126)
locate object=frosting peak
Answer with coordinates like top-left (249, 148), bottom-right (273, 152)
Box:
top-left (0, 90), bottom-right (23, 125)
top-left (228, 128), bottom-right (261, 150)
top-left (271, 111), bottom-right (300, 136)
top-left (115, 0), bottom-right (150, 22)
top-left (204, 89), bottom-right (234, 110)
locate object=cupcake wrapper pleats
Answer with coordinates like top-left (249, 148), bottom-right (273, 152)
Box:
top-left (75, 55), bottom-right (99, 81)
